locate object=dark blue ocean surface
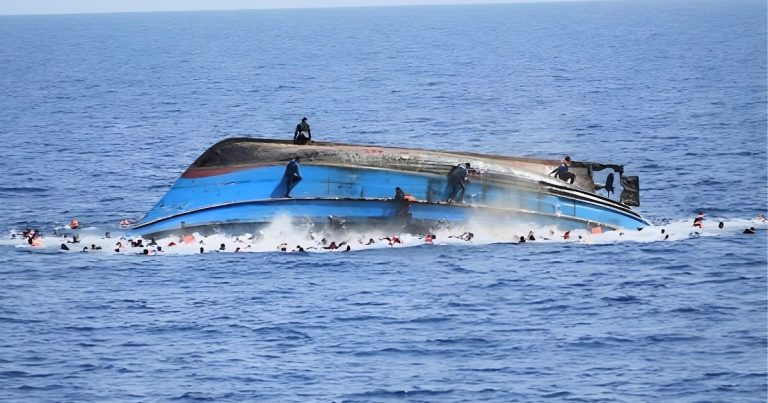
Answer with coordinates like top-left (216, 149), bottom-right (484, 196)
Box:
top-left (0, 1), bottom-right (766, 401)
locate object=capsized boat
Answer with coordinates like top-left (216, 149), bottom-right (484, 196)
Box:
top-left (130, 138), bottom-right (649, 237)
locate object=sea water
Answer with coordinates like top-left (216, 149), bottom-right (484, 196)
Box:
top-left (0, 1), bottom-right (766, 401)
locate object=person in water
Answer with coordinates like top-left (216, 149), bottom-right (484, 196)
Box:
top-left (549, 156), bottom-right (576, 184)
top-left (293, 117), bottom-right (311, 145)
top-left (379, 236), bottom-right (401, 246)
top-left (283, 157), bottom-right (302, 198)
top-left (447, 163), bottom-right (471, 204)
top-left (323, 241), bottom-right (339, 250)
top-left (449, 232), bottom-right (474, 242)
top-left (693, 212), bottom-right (705, 228)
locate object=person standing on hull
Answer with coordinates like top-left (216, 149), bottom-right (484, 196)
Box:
top-left (293, 117), bottom-right (311, 145)
top-left (283, 157), bottom-right (302, 198)
top-left (549, 156), bottom-right (576, 184)
top-left (446, 163), bottom-right (471, 204)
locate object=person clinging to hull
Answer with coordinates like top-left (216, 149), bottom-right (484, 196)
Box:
top-left (283, 156), bottom-right (302, 198)
top-left (446, 163), bottom-right (471, 204)
top-left (293, 117), bottom-right (311, 145)
top-left (392, 186), bottom-right (414, 222)
top-left (549, 156), bottom-right (576, 184)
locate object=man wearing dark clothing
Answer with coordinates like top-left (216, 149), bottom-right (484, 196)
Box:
top-left (283, 157), bottom-right (302, 197)
top-left (294, 117), bottom-right (311, 145)
top-left (393, 187), bottom-right (410, 220)
top-left (447, 163), bottom-right (470, 203)
top-left (549, 156), bottom-right (576, 184)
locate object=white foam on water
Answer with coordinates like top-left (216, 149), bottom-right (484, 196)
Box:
top-left (1, 215), bottom-right (765, 256)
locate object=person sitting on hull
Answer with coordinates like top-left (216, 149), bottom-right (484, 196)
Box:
top-left (283, 156), bottom-right (302, 198)
top-left (446, 163), bottom-right (471, 204)
top-left (549, 156), bottom-right (576, 184)
top-left (293, 117), bottom-right (311, 145)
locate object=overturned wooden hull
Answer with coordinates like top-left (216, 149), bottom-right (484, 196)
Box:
top-left (131, 138), bottom-right (649, 237)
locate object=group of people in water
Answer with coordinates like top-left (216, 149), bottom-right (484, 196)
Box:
top-left (272, 230), bottom-right (471, 253)
top-left (690, 211), bottom-right (764, 235)
top-left (10, 211), bottom-right (765, 254)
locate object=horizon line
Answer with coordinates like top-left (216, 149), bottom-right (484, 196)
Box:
top-left (0, 0), bottom-right (607, 17)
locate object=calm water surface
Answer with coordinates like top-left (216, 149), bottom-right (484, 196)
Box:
top-left (0, 1), bottom-right (766, 401)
